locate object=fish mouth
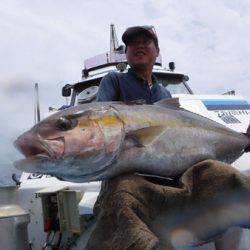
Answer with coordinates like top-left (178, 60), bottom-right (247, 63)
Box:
top-left (15, 135), bottom-right (65, 161)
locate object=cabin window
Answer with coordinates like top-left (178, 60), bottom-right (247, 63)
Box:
top-left (156, 75), bottom-right (191, 95)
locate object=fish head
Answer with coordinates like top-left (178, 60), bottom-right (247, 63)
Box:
top-left (14, 104), bottom-right (124, 182)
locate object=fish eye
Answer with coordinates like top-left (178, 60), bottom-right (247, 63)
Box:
top-left (57, 117), bottom-right (77, 131)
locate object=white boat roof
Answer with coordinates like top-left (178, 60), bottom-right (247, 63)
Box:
top-left (84, 50), bottom-right (162, 71)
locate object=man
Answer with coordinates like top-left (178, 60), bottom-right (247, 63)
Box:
top-left (88, 26), bottom-right (245, 250)
top-left (96, 25), bottom-right (171, 103)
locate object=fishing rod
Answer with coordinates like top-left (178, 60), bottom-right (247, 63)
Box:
top-left (34, 83), bottom-right (41, 124)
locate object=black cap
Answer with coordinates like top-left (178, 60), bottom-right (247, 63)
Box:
top-left (122, 25), bottom-right (158, 47)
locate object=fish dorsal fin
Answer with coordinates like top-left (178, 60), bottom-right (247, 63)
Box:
top-left (154, 98), bottom-right (181, 110)
top-left (124, 99), bottom-right (146, 105)
top-left (126, 126), bottom-right (166, 147)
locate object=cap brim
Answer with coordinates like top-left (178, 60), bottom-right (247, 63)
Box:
top-left (122, 27), bottom-right (156, 45)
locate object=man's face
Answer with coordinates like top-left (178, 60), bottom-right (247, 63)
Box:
top-left (126, 34), bottom-right (159, 70)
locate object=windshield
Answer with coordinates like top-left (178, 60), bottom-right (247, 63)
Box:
top-left (71, 72), bottom-right (192, 105)
top-left (156, 74), bottom-right (192, 95)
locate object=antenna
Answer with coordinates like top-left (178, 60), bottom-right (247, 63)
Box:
top-left (34, 83), bottom-right (41, 124)
top-left (110, 24), bottom-right (119, 53)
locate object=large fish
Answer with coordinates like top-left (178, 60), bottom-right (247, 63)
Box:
top-left (14, 99), bottom-right (250, 182)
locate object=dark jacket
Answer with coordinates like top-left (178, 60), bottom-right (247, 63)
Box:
top-left (96, 68), bottom-right (171, 104)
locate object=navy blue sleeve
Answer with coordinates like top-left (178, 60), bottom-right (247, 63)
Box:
top-left (96, 72), bottom-right (120, 101)
top-left (159, 85), bottom-right (172, 99)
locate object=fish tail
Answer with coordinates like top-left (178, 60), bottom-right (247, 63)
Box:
top-left (245, 124), bottom-right (250, 152)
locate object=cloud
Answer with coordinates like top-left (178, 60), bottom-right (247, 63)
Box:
top-left (142, 1), bottom-right (250, 100)
top-left (1, 0), bottom-right (249, 99)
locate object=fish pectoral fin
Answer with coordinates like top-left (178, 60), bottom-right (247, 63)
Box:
top-left (124, 135), bottom-right (144, 148)
top-left (126, 126), bottom-right (166, 146)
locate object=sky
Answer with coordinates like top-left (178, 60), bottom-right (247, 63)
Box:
top-left (0, 0), bottom-right (250, 183)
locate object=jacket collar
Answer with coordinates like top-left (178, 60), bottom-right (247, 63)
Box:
top-left (128, 68), bottom-right (158, 85)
